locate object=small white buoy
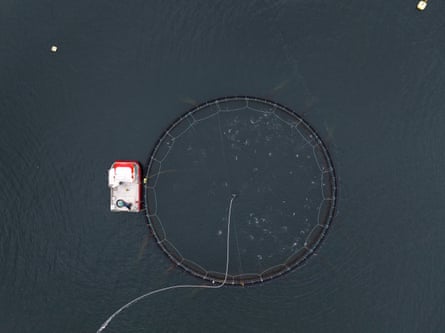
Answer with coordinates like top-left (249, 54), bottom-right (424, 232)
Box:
top-left (50, 45), bottom-right (58, 53)
top-left (417, 0), bottom-right (428, 11)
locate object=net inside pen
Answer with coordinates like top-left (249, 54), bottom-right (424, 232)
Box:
top-left (144, 96), bottom-right (337, 285)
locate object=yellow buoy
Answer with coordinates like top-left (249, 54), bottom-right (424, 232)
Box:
top-left (50, 45), bottom-right (58, 53)
top-left (417, 0), bottom-right (428, 11)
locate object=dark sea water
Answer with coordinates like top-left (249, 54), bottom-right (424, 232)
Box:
top-left (1, 0), bottom-right (445, 332)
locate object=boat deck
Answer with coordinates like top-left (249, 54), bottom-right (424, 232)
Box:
top-left (110, 182), bottom-right (141, 212)
top-left (108, 161), bottom-right (142, 213)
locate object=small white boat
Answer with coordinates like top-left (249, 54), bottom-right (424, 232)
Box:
top-left (108, 161), bottom-right (142, 212)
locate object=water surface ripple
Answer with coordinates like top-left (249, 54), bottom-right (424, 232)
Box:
top-left (1, 0), bottom-right (445, 332)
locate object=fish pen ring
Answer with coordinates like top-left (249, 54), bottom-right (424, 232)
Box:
top-left (144, 96), bottom-right (337, 286)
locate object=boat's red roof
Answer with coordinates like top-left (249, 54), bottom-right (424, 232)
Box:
top-left (111, 161), bottom-right (141, 178)
top-left (113, 161), bottom-right (137, 168)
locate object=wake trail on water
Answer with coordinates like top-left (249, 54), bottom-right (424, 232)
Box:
top-left (97, 194), bottom-right (238, 332)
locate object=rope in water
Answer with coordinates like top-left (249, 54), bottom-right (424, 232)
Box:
top-left (97, 194), bottom-right (238, 332)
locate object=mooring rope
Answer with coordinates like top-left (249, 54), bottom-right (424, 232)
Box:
top-left (97, 194), bottom-right (238, 332)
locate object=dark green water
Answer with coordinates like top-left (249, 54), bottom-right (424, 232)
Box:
top-left (1, 0), bottom-right (445, 332)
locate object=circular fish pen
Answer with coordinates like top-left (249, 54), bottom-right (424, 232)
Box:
top-left (144, 96), bottom-right (337, 286)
